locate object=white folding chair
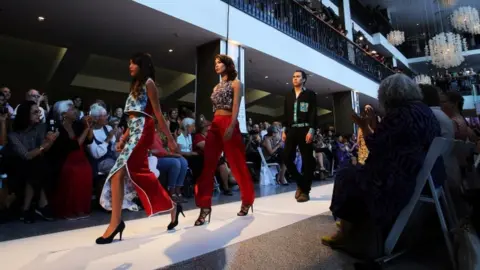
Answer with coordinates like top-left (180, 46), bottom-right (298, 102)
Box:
top-left (257, 147), bottom-right (280, 185)
top-left (382, 137), bottom-right (457, 269)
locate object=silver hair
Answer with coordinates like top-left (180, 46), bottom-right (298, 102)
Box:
top-left (89, 103), bottom-right (107, 119)
top-left (182, 118), bottom-right (195, 130)
top-left (378, 73), bottom-right (423, 110)
top-left (54, 100), bottom-right (73, 121)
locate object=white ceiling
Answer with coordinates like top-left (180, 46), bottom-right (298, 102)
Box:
top-left (0, 0), bottom-right (361, 115)
top-left (358, 0), bottom-right (480, 36)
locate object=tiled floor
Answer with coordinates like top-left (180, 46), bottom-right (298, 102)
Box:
top-left (0, 183), bottom-right (335, 270)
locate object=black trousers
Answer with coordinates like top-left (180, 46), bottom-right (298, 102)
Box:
top-left (283, 127), bottom-right (314, 193)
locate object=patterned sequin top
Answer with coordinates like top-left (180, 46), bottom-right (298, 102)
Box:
top-left (211, 80), bottom-right (233, 111)
top-left (124, 78), bottom-right (153, 118)
top-left (357, 128), bottom-right (369, 165)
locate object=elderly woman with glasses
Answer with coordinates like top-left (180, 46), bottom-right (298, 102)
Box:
top-left (321, 74), bottom-right (441, 258)
top-left (48, 100), bottom-right (94, 220)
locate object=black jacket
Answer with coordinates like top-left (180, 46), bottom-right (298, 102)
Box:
top-left (283, 88), bottom-right (317, 133)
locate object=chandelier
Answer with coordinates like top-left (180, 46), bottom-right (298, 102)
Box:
top-left (425, 32), bottom-right (467, 69)
top-left (414, 74), bottom-right (432, 85)
top-left (387, 30), bottom-right (405, 46)
top-left (451, 6), bottom-right (480, 34)
top-left (439, 0), bottom-right (456, 8)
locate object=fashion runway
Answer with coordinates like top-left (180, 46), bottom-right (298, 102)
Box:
top-left (1, 184), bottom-right (334, 270)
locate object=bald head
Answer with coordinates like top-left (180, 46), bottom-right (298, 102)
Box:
top-left (26, 89), bottom-right (41, 103)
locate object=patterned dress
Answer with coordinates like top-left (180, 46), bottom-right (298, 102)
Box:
top-left (99, 78), bottom-right (173, 216)
top-left (330, 102), bottom-right (441, 226)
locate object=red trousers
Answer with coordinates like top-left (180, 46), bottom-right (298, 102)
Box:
top-left (195, 115), bottom-right (255, 208)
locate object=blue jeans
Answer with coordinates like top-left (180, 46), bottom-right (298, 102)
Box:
top-left (156, 156), bottom-right (188, 188)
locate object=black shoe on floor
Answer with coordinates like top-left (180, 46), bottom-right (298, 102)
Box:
top-left (35, 205), bottom-right (54, 221)
top-left (21, 209), bottom-right (35, 224)
top-left (296, 193), bottom-right (310, 203)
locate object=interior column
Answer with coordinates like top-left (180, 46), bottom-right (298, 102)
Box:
top-left (195, 40), bottom-right (246, 132)
top-left (332, 91), bottom-right (358, 135)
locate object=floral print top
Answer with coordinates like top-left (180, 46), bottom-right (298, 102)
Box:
top-left (124, 78), bottom-right (151, 117)
top-left (211, 80), bottom-right (233, 111)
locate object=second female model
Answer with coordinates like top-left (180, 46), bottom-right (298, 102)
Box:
top-left (96, 53), bottom-right (184, 244)
top-left (194, 54), bottom-right (255, 226)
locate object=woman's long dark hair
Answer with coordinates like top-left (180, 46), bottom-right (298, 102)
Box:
top-left (130, 53), bottom-right (156, 98)
top-left (13, 101), bottom-right (37, 132)
top-left (215, 54), bottom-right (237, 81)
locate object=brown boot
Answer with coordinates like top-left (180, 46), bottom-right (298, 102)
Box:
top-left (296, 192), bottom-right (310, 202)
top-left (295, 188), bottom-right (301, 199)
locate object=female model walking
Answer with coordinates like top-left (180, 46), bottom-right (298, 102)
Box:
top-left (194, 54), bottom-right (255, 226)
top-left (96, 53), bottom-right (183, 244)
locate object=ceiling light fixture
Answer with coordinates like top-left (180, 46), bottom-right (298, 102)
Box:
top-left (168, 49), bottom-right (173, 52)
top-left (37, 16), bottom-right (45, 22)
top-left (359, 36), bottom-right (364, 41)
top-left (387, 30), bottom-right (405, 46)
top-left (265, 76), bottom-right (268, 79)
top-left (286, 82), bottom-right (289, 85)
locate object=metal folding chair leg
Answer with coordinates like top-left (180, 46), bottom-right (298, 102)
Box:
top-left (433, 190), bottom-right (457, 270)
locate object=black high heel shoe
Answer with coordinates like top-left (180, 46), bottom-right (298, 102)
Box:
top-left (194, 208), bottom-right (212, 226)
top-left (237, 204), bottom-right (253, 216)
top-left (96, 221), bottom-right (125, 245)
top-left (167, 203), bottom-right (185, 230)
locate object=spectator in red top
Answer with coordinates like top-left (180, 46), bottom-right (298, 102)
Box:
top-left (151, 131), bottom-right (188, 203)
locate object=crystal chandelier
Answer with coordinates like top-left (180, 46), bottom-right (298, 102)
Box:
top-left (451, 6), bottom-right (480, 34)
top-left (414, 74), bottom-right (432, 85)
top-left (439, 0), bottom-right (456, 8)
top-left (387, 30), bottom-right (405, 46)
top-left (425, 32), bottom-right (467, 69)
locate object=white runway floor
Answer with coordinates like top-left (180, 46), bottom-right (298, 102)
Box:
top-left (1, 183), bottom-right (333, 270)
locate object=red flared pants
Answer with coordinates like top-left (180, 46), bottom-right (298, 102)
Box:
top-left (195, 115), bottom-right (255, 208)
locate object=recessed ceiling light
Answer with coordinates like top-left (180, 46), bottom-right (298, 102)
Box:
top-left (286, 82), bottom-right (289, 85)
top-left (417, 23), bottom-right (419, 26)
top-left (359, 36), bottom-right (364, 40)
top-left (168, 49), bottom-right (173, 53)
top-left (38, 16), bottom-right (45, 22)
top-left (265, 76), bottom-right (268, 79)
top-left (371, 50), bottom-right (377, 54)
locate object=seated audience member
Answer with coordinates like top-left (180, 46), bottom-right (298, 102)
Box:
top-left (72, 96), bottom-right (85, 120)
top-left (6, 101), bottom-right (58, 223)
top-left (87, 103), bottom-right (139, 211)
top-left (245, 130), bottom-right (262, 174)
top-left (168, 108), bottom-right (180, 135)
top-left (177, 118), bottom-right (203, 179)
top-left (193, 119), bottom-right (236, 195)
top-left (151, 130), bottom-right (188, 202)
top-left (14, 89), bottom-right (49, 123)
top-left (335, 135), bottom-right (354, 167)
top-left (261, 126), bottom-right (288, 185)
top-left (313, 128), bottom-right (328, 172)
top-left (322, 74), bottom-right (441, 257)
top-left (441, 91), bottom-right (477, 141)
top-left (0, 92), bottom-right (9, 145)
top-left (48, 100), bottom-right (93, 220)
top-left (419, 84), bottom-right (454, 139)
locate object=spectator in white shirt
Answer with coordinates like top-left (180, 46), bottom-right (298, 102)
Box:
top-left (177, 118), bottom-right (203, 180)
top-left (87, 103), bottom-right (139, 212)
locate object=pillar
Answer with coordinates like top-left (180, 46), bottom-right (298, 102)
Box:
top-left (333, 91), bottom-right (358, 135)
top-left (338, 0), bottom-right (353, 41)
top-left (194, 40), bottom-right (246, 132)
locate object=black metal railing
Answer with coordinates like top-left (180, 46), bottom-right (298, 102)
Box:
top-left (223, 0), bottom-right (395, 82)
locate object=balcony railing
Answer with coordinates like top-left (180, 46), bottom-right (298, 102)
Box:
top-left (223, 0), bottom-right (395, 82)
